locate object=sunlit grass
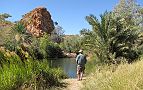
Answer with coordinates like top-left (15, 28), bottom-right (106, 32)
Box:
top-left (83, 60), bottom-right (143, 90)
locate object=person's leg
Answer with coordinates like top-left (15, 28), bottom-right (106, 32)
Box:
top-left (80, 67), bottom-right (84, 80)
top-left (80, 71), bottom-right (83, 80)
top-left (77, 65), bottom-right (81, 81)
top-left (77, 72), bottom-right (80, 81)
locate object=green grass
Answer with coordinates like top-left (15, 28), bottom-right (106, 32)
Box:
top-left (83, 60), bottom-right (143, 90)
top-left (0, 59), bottom-right (67, 90)
top-left (0, 48), bottom-right (66, 90)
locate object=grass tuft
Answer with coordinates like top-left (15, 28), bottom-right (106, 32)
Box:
top-left (84, 60), bottom-right (143, 90)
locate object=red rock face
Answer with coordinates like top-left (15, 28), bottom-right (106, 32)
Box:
top-left (21, 7), bottom-right (54, 37)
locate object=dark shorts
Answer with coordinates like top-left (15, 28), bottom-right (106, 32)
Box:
top-left (77, 65), bottom-right (85, 74)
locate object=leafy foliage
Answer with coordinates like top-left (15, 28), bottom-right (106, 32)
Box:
top-left (113, 0), bottom-right (143, 26)
top-left (0, 13), bottom-right (12, 27)
top-left (0, 48), bottom-right (66, 90)
top-left (27, 33), bottom-right (64, 59)
top-left (83, 11), bottom-right (143, 64)
top-left (60, 35), bottom-right (82, 53)
top-left (0, 13), bottom-right (11, 20)
top-left (80, 0), bottom-right (143, 64)
top-left (84, 12), bottom-right (114, 63)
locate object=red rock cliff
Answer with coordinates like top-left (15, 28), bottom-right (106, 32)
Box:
top-left (21, 7), bottom-right (54, 37)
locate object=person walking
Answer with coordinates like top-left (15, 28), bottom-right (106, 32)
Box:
top-left (76, 49), bottom-right (87, 81)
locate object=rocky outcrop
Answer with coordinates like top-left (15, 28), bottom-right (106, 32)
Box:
top-left (21, 7), bottom-right (54, 37)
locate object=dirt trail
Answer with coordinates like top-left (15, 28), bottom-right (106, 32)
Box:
top-left (60, 77), bottom-right (85, 90)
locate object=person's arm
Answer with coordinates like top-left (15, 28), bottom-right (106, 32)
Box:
top-left (76, 55), bottom-right (79, 64)
top-left (84, 56), bottom-right (87, 64)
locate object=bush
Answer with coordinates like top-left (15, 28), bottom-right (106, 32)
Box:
top-left (0, 48), bottom-right (66, 90)
top-left (46, 43), bottom-right (63, 58)
top-left (28, 33), bottom-right (64, 59)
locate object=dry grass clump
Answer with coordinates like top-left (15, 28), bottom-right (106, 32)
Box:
top-left (84, 60), bottom-right (143, 90)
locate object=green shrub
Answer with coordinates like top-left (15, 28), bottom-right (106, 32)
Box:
top-left (46, 43), bottom-right (63, 58)
top-left (28, 33), bottom-right (64, 59)
top-left (0, 48), bottom-right (66, 90)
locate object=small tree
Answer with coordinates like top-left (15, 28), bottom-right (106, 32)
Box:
top-left (0, 13), bottom-right (12, 26)
top-left (51, 22), bottom-right (64, 43)
top-left (0, 13), bottom-right (11, 21)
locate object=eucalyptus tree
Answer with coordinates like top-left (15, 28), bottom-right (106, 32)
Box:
top-left (112, 0), bottom-right (143, 63)
top-left (113, 0), bottom-right (143, 28)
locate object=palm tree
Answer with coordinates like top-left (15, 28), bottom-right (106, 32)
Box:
top-left (85, 11), bottom-right (143, 64)
top-left (85, 12), bottom-right (113, 63)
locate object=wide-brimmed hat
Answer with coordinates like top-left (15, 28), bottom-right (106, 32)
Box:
top-left (79, 49), bottom-right (83, 53)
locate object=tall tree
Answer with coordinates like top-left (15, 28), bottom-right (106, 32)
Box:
top-left (112, 0), bottom-right (143, 63)
top-left (113, 0), bottom-right (143, 26)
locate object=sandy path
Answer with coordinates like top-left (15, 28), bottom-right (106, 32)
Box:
top-left (59, 77), bottom-right (85, 90)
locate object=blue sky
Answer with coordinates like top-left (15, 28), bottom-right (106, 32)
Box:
top-left (0, 0), bottom-right (143, 35)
